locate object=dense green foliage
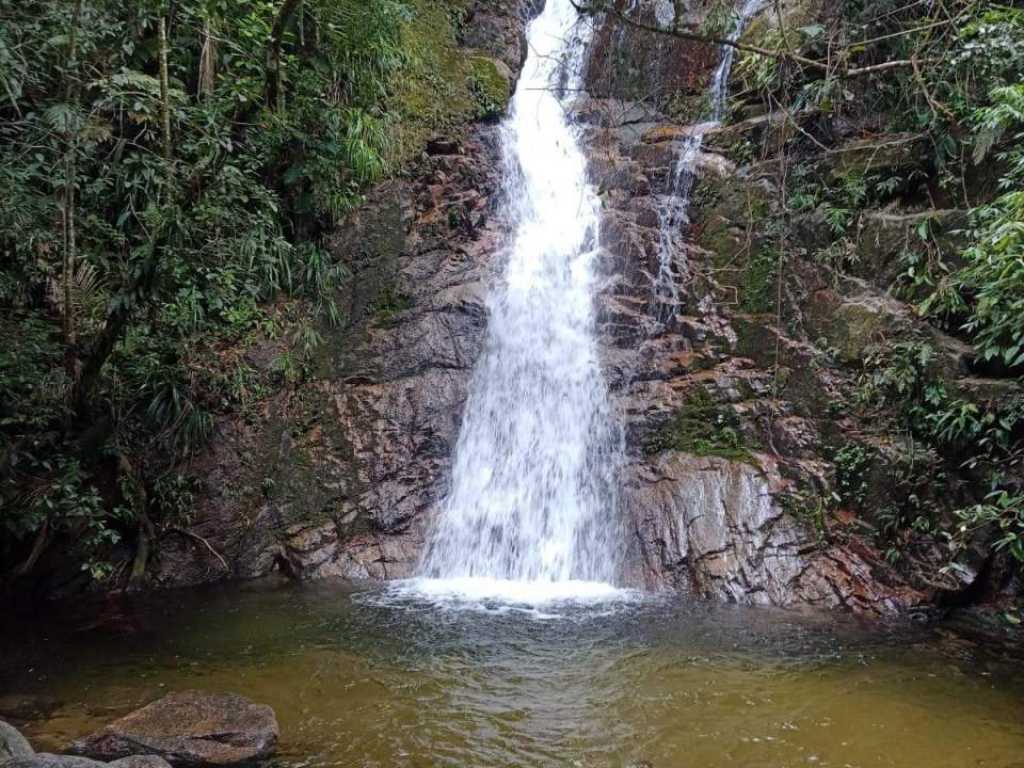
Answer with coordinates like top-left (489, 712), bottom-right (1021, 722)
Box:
top-left (0, 0), bottom-right (476, 583)
top-left (734, 0), bottom-right (1024, 576)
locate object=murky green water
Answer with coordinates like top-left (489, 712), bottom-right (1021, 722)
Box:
top-left (3, 580), bottom-right (1023, 768)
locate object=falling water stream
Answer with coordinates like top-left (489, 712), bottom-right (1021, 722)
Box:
top-left (415, 0), bottom-right (767, 602)
top-left (414, 0), bottom-right (767, 601)
top-left (653, 0), bottom-right (765, 319)
top-left (416, 0), bottom-right (625, 601)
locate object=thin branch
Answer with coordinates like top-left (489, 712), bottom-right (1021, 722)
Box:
top-left (570, 0), bottom-right (927, 78)
top-left (168, 526), bottom-right (230, 572)
top-left (852, 15), bottom-right (959, 48)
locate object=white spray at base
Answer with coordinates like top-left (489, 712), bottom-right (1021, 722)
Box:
top-left (653, 0), bottom-right (765, 321)
top-left (410, 0), bottom-right (627, 606)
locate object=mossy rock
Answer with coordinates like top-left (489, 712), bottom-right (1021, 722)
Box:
top-left (826, 134), bottom-right (928, 181)
top-left (647, 388), bottom-right (758, 464)
top-left (469, 55), bottom-right (513, 119)
top-left (805, 291), bottom-right (913, 365)
top-left (665, 91), bottom-right (711, 125)
top-left (740, 0), bottom-right (825, 49)
top-left (853, 208), bottom-right (968, 291)
top-left (730, 317), bottom-right (832, 417)
top-left (389, 0), bottom-right (477, 161)
top-left (257, 388), bottom-right (354, 534)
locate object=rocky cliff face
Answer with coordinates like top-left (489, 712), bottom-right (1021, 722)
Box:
top-left (571, 0), bottom-right (1019, 612)
top-left (154, 0), bottom-right (1015, 614)
top-left (150, 0), bottom-right (535, 587)
top-left (566, 2), bottom-right (932, 613)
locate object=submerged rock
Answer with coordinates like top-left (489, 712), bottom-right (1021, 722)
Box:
top-left (70, 692), bottom-right (278, 767)
top-left (0, 697), bottom-right (62, 723)
top-left (1, 720), bottom-right (34, 762)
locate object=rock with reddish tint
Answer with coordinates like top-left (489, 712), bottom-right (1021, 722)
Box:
top-left (70, 692), bottom-right (278, 767)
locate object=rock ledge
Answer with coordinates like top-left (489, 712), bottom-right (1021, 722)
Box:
top-left (70, 692), bottom-right (278, 767)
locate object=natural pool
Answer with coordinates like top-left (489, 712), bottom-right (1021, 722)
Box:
top-left (3, 580), bottom-right (1023, 768)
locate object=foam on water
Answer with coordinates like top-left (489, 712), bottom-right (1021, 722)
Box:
top-left (367, 578), bottom-right (643, 618)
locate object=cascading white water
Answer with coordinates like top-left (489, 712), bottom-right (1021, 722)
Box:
top-left (416, 0), bottom-right (624, 600)
top-left (652, 0), bottom-right (765, 319)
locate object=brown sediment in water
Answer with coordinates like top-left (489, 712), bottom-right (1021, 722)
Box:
top-left (2, 582), bottom-right (1023, 768)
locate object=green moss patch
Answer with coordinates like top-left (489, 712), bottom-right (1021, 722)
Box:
top-left (469, 56), bottom-right (513, 119)
top-left (388, 0), bottom-right (476, 162)
top-left (741, 247), bottom-right (780, 313)
top-left (647, 388), bottom-right (759, 463)
top-left (371, 285), bottom-right (414, 324)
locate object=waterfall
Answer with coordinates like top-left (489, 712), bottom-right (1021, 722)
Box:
top-left (652, 0), bottom-right (765, 320)
top-left (417, 0), bottom-right (624, 598)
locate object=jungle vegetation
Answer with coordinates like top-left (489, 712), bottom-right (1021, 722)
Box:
top-left (0, 0), bottom-right (477, 584)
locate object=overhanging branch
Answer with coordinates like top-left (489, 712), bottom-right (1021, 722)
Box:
top-left (570, 0), bottom-right (927, 78)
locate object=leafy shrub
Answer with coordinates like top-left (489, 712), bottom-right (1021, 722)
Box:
top-left (833, 443), bottom-right (872, 510)
top-left (0, 0), bottom-right (474, 581)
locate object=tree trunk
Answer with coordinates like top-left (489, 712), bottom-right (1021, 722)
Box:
top-left (158, 16), bottom-right (172, 162)
top-left (117, 453), bottom-right (154, 587)
top-left (62, 153), bottom-right (76, 369)
top-left (74, 248), bottom-right (161, 418)
top-left (62, 0), bottom-right (83, 383)
top-left (198, 18), bottom-right (216, 98)
top-left (265, 0), bottom-right (302, 111)
top-left (15, 519), bottom-right (50, 577)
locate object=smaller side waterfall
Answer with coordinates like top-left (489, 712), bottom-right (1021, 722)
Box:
top-left (652, 0), bottom-right (765, 320)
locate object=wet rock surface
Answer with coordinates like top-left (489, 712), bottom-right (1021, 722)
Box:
top-left (1, 720), bottom-right (34, 763)
top-left (149, 1), bottom-right (535, 586)
top-left (70, 692), bottom-right (278, 767)
top-left (154, 0), bottom-right (1016, 614)
top-left (571, 0), bottom-right (942, 613)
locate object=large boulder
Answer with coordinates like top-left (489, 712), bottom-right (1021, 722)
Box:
top-left (1, 720), bottom-right (34, 763)
top-left (107, 758), bottom-right (174, 768)
top-left (6, 757), bottom-right (101, 768)
top-left (69, 692), bottom-right (278, 767)
top-left (826, 133), bottom-right (928, 180)
top-left (0, 697), bottom-right (61, 723)
top-left (7, 757), bottom-right (171, 768)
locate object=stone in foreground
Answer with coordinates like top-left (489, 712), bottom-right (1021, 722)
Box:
top-left (6, 756), bottom-right (104, 768)
top-left (69, 692), bottom-right (278, 767)
top-left (1, 720), bottom-right (34, 762)
top-left (108, 758), bottom-right (174, 768)
top-left (6, 754), bottom-right (172, 768)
